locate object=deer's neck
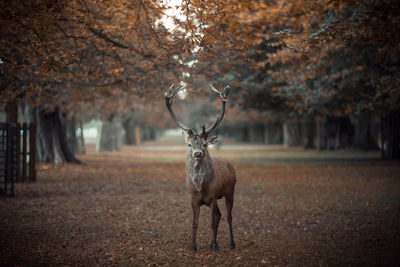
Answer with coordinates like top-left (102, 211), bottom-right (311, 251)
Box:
top-left (186, 151), bottom-right (214, 192)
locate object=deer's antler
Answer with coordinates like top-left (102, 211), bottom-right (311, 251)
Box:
top-left (165, 84), bottom-right (193, 135)
top-left (201, 85), bottom-right (230, 138)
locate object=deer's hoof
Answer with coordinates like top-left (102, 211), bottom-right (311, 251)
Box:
top-left (190, 244), bottom-right (197, 252)
top-left (230, 240), bottom-right (236, 250)
top-left (210, 241), bottom-right (219, 252)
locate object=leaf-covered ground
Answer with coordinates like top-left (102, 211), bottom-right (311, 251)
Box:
top-left (1, 145), bottom-right (400, 266)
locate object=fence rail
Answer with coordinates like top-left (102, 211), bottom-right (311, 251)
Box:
top-left (0, 123), bottom-right (36, 196)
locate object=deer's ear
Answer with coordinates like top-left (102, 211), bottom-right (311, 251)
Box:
top-left (207, 135), bottom-right (220, 145)
top-left (182, 131), bottom-right (190, 143)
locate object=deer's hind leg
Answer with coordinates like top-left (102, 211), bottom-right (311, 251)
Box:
top-left (225, 191), bottom-right (235, 249)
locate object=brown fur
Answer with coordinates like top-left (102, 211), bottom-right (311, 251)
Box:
top-left (165, 83), bottom-right (235, 252)
top-left (185, 136), bottom-right (236, 252)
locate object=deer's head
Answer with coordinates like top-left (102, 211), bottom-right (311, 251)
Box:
top-left (165, 84), bottom-right (230, 165)
top-left (182, 127), bottom-right (220, 165)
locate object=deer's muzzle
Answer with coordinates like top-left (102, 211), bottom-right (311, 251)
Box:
top-left (193, 151), bottom-right (203, 159)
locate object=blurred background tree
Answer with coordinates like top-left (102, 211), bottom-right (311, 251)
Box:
top-left (1, 0), bottom-right (399, 160)
top-left (180, 0), bottom-right (399, 157)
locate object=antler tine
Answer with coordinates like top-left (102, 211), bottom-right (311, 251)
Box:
top-left (209, 84), bottom-right (220, 94)
top-left (166, 83), bottom-right (186, 98)
top-left (202, 85), bottom-right (231, 137)
top-left (201, 125), bottom-right (206, 136)
top-left (165, 83), bottom-right (193, 135)
top-left (209, 84), bottom-right (230, 99)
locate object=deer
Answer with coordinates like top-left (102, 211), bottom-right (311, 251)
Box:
top-left (165, 83), bottom-right (236, 252)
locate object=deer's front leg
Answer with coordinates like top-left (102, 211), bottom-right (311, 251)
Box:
top-left (191, 198), bottom-right (200, 252)
top-left (210, 198), bottom-right (221, 252)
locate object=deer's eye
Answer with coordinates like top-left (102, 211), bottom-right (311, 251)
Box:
top-left (203, 144), bottom-right (207, 147)
top-left (188, 144), bottom-right (191, 147)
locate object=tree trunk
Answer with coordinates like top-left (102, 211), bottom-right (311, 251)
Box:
top-left (325, 116), bottom-right (354, 150)
top-left (315, 116), bottom-right (326, 151)
top-left (6, 102), bottom-right (18, 123)
top-left (352, 112), bottom-right (378, 150)
top-left (381, 110), bottom-right (400, 159)
top-left (242, 126), bottom-right (250, 142)
top-left (283, 118), bottom-right (303, 147)
top-left (97, 120), bottom-right (115, 152)
top-left (264, 120), bottom-right (283, 144)
top-left (148, 127), bottom-right (156, 141)
top-left (133, 126), bottom-right (141, 145)
top-left (140, 127), bottom-right (148, 142)
top-left (225, 125), bottom-right (250, 143)
top-left (303, 116), bottom-right (314, 149)
top-left (263, 122), bottom-right (272, 144)
top-left (248, 124), bottom-right (264, 143)
top-left (65, 114), bottom-right (79, 155)
top-left (59, 113), bottom-right (81, 163)
top-left (334, 123), bottom-right (340, 150)
top-left (140, 126), bottom-right (156, 142)
top-left (122, 118), bottom-right (135, 145)
top-left (76, 117), bottom-right (86, 154)
top-left (34, 108), bottom-right (81, 163)
top-left (231, 125), bottom-right (249, 143)
top-left (283, 123), bottom-right (289, 146)
top-left (96, 116), bottom-right (122, 152)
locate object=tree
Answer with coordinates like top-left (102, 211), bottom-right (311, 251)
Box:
top-left (165, 0), bottom-right (399, 156)
top-left (1, 0), bottom-right (185, 162)
top-left (2, 0), bottom-right (399, 158)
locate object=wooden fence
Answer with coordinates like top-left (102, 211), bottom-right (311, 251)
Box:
top-left (0, 123), bottom-right (36, 196)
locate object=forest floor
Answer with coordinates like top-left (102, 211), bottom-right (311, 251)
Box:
top-left (1, 143), bottom-right (400, 266)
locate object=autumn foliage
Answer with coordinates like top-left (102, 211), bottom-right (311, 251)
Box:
top-left (1, 0), bottom-right (399, 157)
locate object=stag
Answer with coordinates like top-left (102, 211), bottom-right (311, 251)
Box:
top-left (165, 84), bottom-right (236, 252)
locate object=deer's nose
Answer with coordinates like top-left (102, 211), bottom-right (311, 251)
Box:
top-left (193, 151), bottom-right (203, 158)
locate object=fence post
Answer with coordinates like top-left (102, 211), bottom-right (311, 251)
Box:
top-left (5, 123), bottom-right (15, 196)
top-left (5, 124), bottom-right (9, 195)
top-left (16, 124), bottom-right (21, 181)
top-left (22, 123), bottom-right (28, 181)
top-left (0, 124), bottom-right (5, 195)
top-left (29, 123), bottom-right (36, 182)
top-left (0, 122), bottom-right (37, 196)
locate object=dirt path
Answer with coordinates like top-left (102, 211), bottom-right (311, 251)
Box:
top-left (1, 148), bottom-right (399, 266)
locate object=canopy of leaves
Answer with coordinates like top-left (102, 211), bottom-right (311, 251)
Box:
top-left (0, 0), bottom-right (185, 113)
top-left (173, 0), bottom-right (400, 116)
top-left (1, 0), bottom-right (399, 117)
